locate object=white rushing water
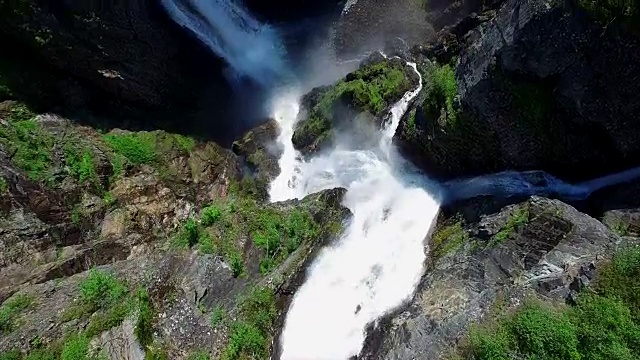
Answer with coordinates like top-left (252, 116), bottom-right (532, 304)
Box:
top-left (269, 62), bottom-right (441, 359)
top-left (160, 0), bottom-right (289, 86)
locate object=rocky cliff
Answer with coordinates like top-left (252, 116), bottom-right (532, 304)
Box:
top-left (0, 99), bottom-right (351, 359)
top-left (395, 0), bottom-right (640, 182)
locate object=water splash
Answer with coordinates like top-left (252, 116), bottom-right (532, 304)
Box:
top-left (160, 0), bottom-right (290, 86)
top-left (270, 62), bottom-right (441, 359)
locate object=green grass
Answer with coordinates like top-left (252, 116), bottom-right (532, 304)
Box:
top-left (62, 269), bottom-right (129, 322)
top-left (462, 246), bottom-right (640, 360)
top-left (0, 105), bottom-right (54, 182)
top-left (211, 306), bottom-right (226, 327)
top-left (221, 287), bottom-right (276, 360)
top-left (103, 131), bottom-right (196, 168)
top-left (610, 220), bottom-right (631, 237)
top-left (0, 294), bottom-right (33, 333)
top-left (176, 191), bottom-right (321, 276)
top-left (63, 144), bottom-right (99, 189)
top-left (489, 206), bottom-right (529, 247)
top-left (135, 289), bottom-right (155, 348)
top-left (60, 334), bottom-right (90, 360)
top-left (103, 132), bottom-right (157, 165)
top-left (431, 220), bottom-right (468, 259)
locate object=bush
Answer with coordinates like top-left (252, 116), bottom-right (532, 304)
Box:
top-left (80, 269), bottom-right (128, 309)
top-left (201, 206), bottom-right (222, 227)
top-left (64, 145), bottom-right (99, 188)
top-left (186, 351), bottom-right (210, 360)
top-left (173, 217), bottom-right (200, 248)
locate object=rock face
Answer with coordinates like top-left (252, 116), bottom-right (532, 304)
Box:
top-left (395, 0), bottom-right (640, 181)
top-left (292, 56), bottom-right (419, 155)
top-left (359, 195), bottom-right (628, 360)
top-left (0, 101), bottom-right (351, 359)
top-left (0, 0), bottom-right (230, 120)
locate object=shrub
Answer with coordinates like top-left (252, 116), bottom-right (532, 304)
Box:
top-left (173, 217), bottom-right (200, 248)
top-left (64, 145), bottom-right (99, 187)
top-left (80, 269), bottom-right (128, 309)
top-left (201, 206), bottom-right (222, 227)
top-left (211, 306), bottom-right (226, 327)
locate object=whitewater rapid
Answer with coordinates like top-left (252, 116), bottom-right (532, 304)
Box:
top-left (269, 63), bottom-right (441, 359)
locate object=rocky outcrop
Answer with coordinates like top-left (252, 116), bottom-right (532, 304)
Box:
top-left (359, 195), bottom-right (629, 360)
top-left (292, 56), bottom-right (419, 155)
top-left (395, 0), bottom-right (640, 182)
top-left (0, 101), bottom-right (351, 359)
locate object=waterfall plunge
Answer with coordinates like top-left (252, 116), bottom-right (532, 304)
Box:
top-left (160, 0), bottom-right (290, 87)
top-left (269, 62), bottom-right (442, 359)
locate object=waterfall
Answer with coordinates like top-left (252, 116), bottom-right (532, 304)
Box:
top-left (160, 0), bottom-right (290, 86)
top-left (269, 61), bottom-right (441, 359)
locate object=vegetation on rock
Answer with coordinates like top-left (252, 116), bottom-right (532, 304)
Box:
top-left (461, 246), bottom-right (640, 359)
top-left (0, 294), bottom-right (33, 334)
top-left (292, 59), bottom-right (413, 153)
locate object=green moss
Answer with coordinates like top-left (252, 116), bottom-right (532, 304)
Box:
top-left (490, 206), bottom-right (529, 247)
top-left (431, 220), bottom-right (468, 259)
top-left (222, 287), bottom-right (276, 360)
top-left (0, 294), bottom-right (34, 333)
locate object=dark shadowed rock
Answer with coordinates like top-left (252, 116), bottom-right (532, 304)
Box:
top-left (395, 0), bottom-right (640, 182)
top-left (0, 0), bottom-right (230, 119)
